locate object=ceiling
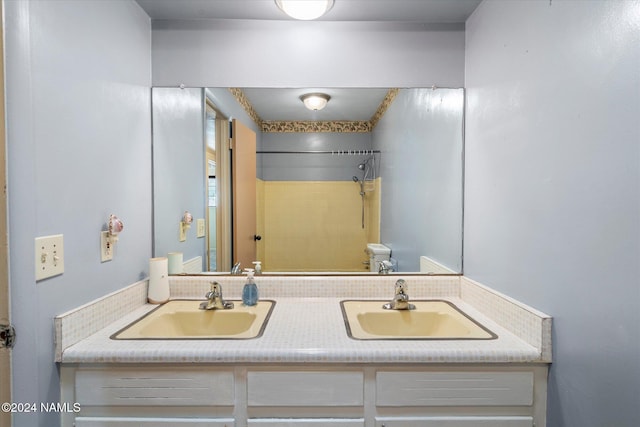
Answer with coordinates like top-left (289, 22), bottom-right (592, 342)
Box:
top-left (135, 0), bottom-right (482, 23)
top-left (239, 87), bottom-right (391, 122)
top-left (139, 0), bottom-right (481, 121)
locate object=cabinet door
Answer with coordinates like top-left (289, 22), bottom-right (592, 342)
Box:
top-left (75, 418), bottom-right (234, 427)
top-left (375, 416), bottom-right (533, 427)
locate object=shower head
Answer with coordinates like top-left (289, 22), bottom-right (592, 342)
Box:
top-left (358, 163), bottom-right (366, 171)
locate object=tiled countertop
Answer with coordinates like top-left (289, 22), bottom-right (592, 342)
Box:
top-left (56, 276), bottom-right (551, 364)
top-left (60, 297), bottom-right (539, 364)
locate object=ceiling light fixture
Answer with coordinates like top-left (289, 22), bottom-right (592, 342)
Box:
top-left (275, 0), bottom-right (335, 20)
top-left (300, 93), bottom-right (331, 111)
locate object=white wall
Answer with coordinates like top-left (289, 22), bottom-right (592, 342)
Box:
top-left (464, 1), bottom-right (640, 425)
top-left (151, 20), bottom-right (465, 88)
top-left (4, 1), bottom-right (152, 426)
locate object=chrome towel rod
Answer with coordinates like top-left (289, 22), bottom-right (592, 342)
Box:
top-left (256, 150), bottom-right (380, 155)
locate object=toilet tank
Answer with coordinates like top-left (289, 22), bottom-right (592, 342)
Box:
top-left (366, 243), bottom-right (391, 272)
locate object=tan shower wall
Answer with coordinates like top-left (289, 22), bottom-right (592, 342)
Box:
top-left (366, 178), bottom-right (381, 244)
top-left (256, 179), bottom-right (381, 272)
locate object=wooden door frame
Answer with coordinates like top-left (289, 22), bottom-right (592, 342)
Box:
top-left (0, 6), bottom-right (12, 426)
top-left (216, 117), bottom-right (232, 271)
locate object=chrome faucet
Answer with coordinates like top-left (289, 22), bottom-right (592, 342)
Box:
top-left (199, 281), bottom-right (234, 310)
top-left (378, 260), bottom-right (393, 274)
top-left (382, 279), bottom-right (415, 310)
top-left (230, 262), bottom-right (242, 275)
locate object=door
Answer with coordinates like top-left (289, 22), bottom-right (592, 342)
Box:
top-left (0, 8), bottom-right (11, 426)
top-left (231, 119), bottom-right (257, 269)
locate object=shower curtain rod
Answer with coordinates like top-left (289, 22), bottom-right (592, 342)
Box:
top-left (256, 150), bottom-right (380, 155)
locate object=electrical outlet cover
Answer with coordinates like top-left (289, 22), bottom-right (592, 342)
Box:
top-left (179, 222), bottom-right (187, 242)
top-left (35, 234), bottom-right (65, 281)
top-left (101, 231), bottom-right (113, 262)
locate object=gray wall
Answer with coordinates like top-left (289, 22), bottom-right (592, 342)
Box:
top-left (152, 87), bottom-right (206, 266)
top-left (151, 20), bottom-right (465, 88)
top-left (375, 88), bottom-right (464, 272)
top-left (464, 1), bottom-right (640, 426)
top-left (260, 132), bottom-right (373, 181)
top-left (5, 1), bottom-right (152, 426)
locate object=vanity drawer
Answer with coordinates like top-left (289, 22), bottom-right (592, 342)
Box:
top-left (75, 368), bottom-right (234, 406)
top-left (247, 371), bottom-right (364, 406)
top-left (75, 418), bottom-right (234, 426)
top-left (248, 419), bottom-right (364, 426)
top-left (376, 371), bottom-right (534, 407)
top-left (374, 416), bottom-right (533, 427)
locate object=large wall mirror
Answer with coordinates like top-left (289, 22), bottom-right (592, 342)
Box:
top-left (152, 87), bottom-right (464, 275)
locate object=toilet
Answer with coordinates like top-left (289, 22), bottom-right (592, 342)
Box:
top-left (366, 243), bottom-right (391, 272)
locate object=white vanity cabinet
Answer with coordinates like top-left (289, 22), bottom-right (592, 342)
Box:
top-left (61, 364), bottom-right (547, 427)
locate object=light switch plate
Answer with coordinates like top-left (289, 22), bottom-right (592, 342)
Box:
top-left (35, 234), bottom-right (64, 281)
top-left (196, 218), bottom-right (206, 238)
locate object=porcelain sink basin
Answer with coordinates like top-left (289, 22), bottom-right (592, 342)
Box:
top-left (111, 299), bottom-right (275, 340)
top-left (340, 300), bottom-right (496, 340)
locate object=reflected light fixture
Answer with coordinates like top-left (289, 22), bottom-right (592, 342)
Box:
top-left (300, 93), bottom-right (331, 111)
top-left (275, 0), bottom-right (335, 20)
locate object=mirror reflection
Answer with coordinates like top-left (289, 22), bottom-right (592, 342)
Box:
top-left (152, 87), bottom-right (464, 275)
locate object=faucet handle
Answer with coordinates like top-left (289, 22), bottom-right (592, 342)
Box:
top-left (395, 279), bottom-right (407, 294)
top-left (379, 260), bottom-right (393, 274)
top-left (231, 262), bottom-right (242, 275)
top-left (200, 281), bottom-right (234, 310)
top-left (207, 281), bottom-right (222, 297)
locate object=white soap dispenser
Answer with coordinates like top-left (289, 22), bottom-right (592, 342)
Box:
top-left (252, 261), bottom-right (262, 275)
top-left (242, 268), bottom-right (259, 306)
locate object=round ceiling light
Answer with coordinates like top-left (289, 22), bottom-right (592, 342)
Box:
top-left (300, 93), bottom-right (331, 111)
top-left (275, 0), bottom-right (335, 20)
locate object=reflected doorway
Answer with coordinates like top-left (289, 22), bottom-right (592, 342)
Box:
top-left (205, 100), bottom-right (232, 272)
top-left (206, 158), bottom-right (216, 271)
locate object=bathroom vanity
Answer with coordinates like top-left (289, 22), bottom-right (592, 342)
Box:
top-left (56, 275), bottom-right (551, 427)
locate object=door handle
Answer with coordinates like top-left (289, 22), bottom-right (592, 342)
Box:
top-left (254, 235), bottom-right (262, 241)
